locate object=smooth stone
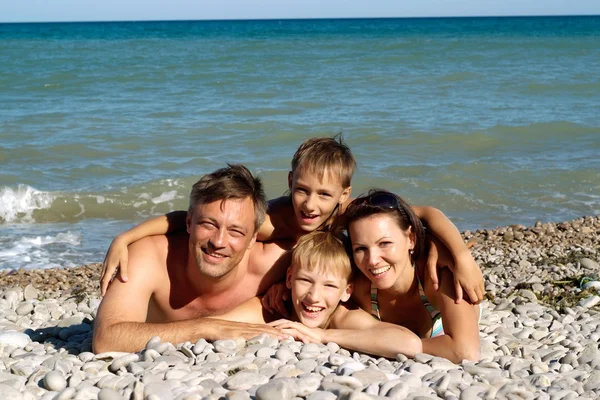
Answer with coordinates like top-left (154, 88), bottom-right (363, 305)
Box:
top-left (351, 369), bottom-right (388, 385)
top-left (98, 387), bottom-right (126, 400)
top-left (214, 339), bottom-right (238, 354)
top-left (23, 284), bottom-right (39, 300)
top-left (255, 379), bottom-right (296, 400)
top-left (0, 332), bottom-right (31, 347)
top-left (15, 302), bottom-right (34, 316)
top-left (109, 353), bottom-right (140, 372)
top-left (337, 361), bottom-right (366, 376)
top-left (296, 374), bottom-right (323, 397)
top-left (275, 347), bottom-right (296, 363)
top-left (579, 295), bottom-right (600, 308)
top-left (224, 371), bottom-right (269, 391)
top-left (0, 383), bottom-right (24, 400)
top-left (43, 371), bottom-right (67, 392)
top-left (306, 391), bottom-right (337, 400)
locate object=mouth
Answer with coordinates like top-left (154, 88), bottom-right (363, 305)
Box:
top-left (370, 265), bottom-right (391, 277)
top-left (201, 248), bottom-right (228, 262)
top-left (300, 302), bottom-right (325, 318)
top-left (299, 211), bottom-right (320, 224)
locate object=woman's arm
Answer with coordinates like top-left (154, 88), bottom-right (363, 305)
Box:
top-left (421, 267), bottom-right (481, 362)
top-left (411, 205), bottom-right (484, 303)
top-left (100, 211), bottom-right (187, 295)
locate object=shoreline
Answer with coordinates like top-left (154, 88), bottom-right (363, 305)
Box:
top-left (0, 215), bottom-right (599, 399)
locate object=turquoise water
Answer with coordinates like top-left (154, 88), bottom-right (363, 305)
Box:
top-left (1, 16), bottom-right (599, 270)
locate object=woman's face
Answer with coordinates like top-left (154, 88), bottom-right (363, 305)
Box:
top-left (348, 214), bottom-right (414, 290)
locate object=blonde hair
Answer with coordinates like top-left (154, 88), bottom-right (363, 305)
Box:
top-left (291, 231), bottom-right (353, 281)
top-left (291, 134), bottom-right (356, 188)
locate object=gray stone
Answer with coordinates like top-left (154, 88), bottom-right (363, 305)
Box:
top-left (224, 371), bottom-right (269, 390)
top-left (306, 391), bottom-right (337, 400)
top-left (255, 379), bottom-right (297, 400)
top-left (98, 388), bottom-right (126, 400)
top-left (0, 332), bottom-right (31, 347)
top-left (23, 284), bottom-right (39, 301)
top-left (43, 370), bottom-right (67, 392)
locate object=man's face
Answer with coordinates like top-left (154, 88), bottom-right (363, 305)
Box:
top-left (187, 197), bottom-right (257, 279)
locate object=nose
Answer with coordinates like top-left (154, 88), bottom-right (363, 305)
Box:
top-left (367, 249), bottom-right (380, 267)
top-left (306, 284), bottom-right (321, 302)
top-left (303, 194), bottom-right (316, 212)
top-left (209, 228), bottom-right (226, 248)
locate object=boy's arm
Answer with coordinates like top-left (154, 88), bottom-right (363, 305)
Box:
top-left (411, 205), bottom-right (484, 304)
top-left (269, 307), bottom-right (422, 359)
top-left (100, 211), bottom-right (187, 295)
top-left (256, 196), bottom-right (295, 242)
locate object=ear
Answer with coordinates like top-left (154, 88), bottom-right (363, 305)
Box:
top-left (405, 225), bottom-right (415, 250)
top-left (186, 211), bottom-right (192, 234)
top-left (288, 171), bottom-right (293, 191)
top-left (341, 282), bottom-right (353, 302)
top-left (248, 232), bottom-right (258, 250)
top-left (339, 186), bottom-right (352, 205)
top-left (285, 266), bottom-right (293, 289)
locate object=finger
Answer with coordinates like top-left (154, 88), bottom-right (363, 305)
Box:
top-left (454, 280), bottom-right (463, 304)
top-left (261, 296), bottom-right (273, 314)
top-left (466, 287), bottom-right (477, 304)
top-left (120, 259), bottom-right (129, 282)
top-left (428, 263), bottom-right (439, 291)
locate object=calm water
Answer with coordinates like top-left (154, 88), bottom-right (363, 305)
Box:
top-left (1, 16), bottom-right (599, 270)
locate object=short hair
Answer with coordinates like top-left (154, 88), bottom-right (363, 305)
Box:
top-left (291, 134), bottom-right (356, 188)
top-left (343, 189), bottom-right (425, 263)
top-left (291, 231), bottom-right (353, 282)
top-left (188, 164), bottom-right (267, 232)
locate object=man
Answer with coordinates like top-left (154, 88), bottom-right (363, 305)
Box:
top-left (93, 164), bottom-right (291, 353)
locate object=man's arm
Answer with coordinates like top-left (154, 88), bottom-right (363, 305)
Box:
top-left (93, 237), bottom-right (283, 353)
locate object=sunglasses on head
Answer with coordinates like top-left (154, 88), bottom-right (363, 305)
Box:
top-left (354, 192), bottom-right (400, 210)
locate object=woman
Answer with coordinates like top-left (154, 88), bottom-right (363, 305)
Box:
top-left (343, 190), bottom-right (481, 362)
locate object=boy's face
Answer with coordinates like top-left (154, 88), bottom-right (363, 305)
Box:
top-left (286, 263), bottom-right (352, 328)
top-left (288, 169), bottom-right (351, 233)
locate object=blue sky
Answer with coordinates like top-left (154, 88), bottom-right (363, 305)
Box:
top-left (1, 0), bottom-right (599, 23)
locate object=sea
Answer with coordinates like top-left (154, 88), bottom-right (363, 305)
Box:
top-left (1, 16), bottom-right (599, 271)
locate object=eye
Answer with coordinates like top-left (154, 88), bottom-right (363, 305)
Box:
top-left (326, 284), bottom-right (339, 289)
top-left (319, 192), bottom-right (332, 198)
top-left (379, 241), bottom-right (392, 247)
top-left (353, 246), bottom-right (366, 253)
top-left (295, 187), bottom-right (307, 194)
top-left (200, 221), bottom-right (215, 229)
top-left (229, 229), bottom-right (244, 238)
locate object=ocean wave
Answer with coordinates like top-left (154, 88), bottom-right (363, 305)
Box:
top-left (0, 180), bottom-right (189, 225)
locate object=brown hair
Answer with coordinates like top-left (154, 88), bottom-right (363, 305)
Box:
top-left (188, 164), bottom-right (267, 232)
top-left (291, 134), bottom-right (356, 189)
top-left (343, 189), bottom-right (425, 263)
top-left (291, 231), bottom-right (353, 282)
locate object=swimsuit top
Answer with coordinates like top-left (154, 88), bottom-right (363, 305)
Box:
top-left (370, 265), bottom-right (444, 338)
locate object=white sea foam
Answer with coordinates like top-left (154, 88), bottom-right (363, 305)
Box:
top-left (151, 190), bottom-right (179, 204)
top-left (0, 185), bottom-right (56, 223)
top-left (0, 231), bottom-right (82, 270)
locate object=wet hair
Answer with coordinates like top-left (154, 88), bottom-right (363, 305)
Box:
top-left (291, 134), bottom-right (356, 189)
top-left (343, 189), bottom-right (425, 263)
top-left (291, 231), bottom-right (354, 282)
top-left (188, 164), bottom-right (267, 232)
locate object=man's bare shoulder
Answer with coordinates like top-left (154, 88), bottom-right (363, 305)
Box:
top-left (127, 233), bottom-right (187, 279)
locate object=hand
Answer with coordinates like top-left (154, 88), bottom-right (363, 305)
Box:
top-left (268, 319), bottom-right (324, 344)
top-left (221, 320), bottom-right (292, 341)
top-left (100, 235), bottom-right (129, 296)
top-left (261, 282), bottom-right (290, 318)
top-left (450, 252), bottom-right (485, 304)
top-left (425, 238), bottom-right (441, 291)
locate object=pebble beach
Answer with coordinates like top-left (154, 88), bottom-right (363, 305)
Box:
top-left (1, 216), bottom-right (599, 400)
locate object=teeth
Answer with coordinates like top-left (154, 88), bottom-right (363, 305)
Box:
top-left (303, 304), bottom-right (324, 312)
top-left (301, 211), bottom-right (318, 219)
top-left (371, 266), bottom-right (391, 276)
top-left (208, 252), bottom-right (225, 258)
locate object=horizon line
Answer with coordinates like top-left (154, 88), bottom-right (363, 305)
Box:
top-left (2, 13), bottom-right (600, 25)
